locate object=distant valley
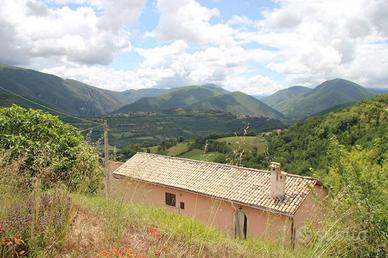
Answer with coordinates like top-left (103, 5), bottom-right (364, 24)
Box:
top-left (0, 64), bottom-right (384, 147)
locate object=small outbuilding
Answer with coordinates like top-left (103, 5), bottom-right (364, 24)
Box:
top-left (111, 153), bottom-right (327, 244)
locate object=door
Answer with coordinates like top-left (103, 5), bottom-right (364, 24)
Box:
top-left (234, 209), bottom-right (247, 239)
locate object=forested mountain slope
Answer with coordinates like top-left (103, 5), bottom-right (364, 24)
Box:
top-left (264, 79), bottom-right (375, 119)
top-left (114, 85), bottom-right (228, 113)
top-left (190, 91), bottom-right (285, 119)
top-left (261, 86), bottom-right (311, 111)
top-left (267, 94), bottom-right (387, 175)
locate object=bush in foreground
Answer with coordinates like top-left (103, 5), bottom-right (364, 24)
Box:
top-left (0, 105), bottom-right (103, 193)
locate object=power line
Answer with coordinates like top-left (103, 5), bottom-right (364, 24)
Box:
top-left (0, 85), bottom-right (103, 125)
top-left (80, 124), bottom-right (104, 132)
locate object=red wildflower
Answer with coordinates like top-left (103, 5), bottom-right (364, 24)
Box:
top-left (147, 228), bottom-right (161, 239)
top-left (14, 237), bottom-right (22, 244)
top-left (147, 228), bottom-right (157, 234)
top-left (18, 250), bottom-right (26, 256)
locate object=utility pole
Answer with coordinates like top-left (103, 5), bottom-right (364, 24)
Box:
top-left (104, 120), bottom-right (110, 196)
top-left (113, 145), bottom-right (117, 161)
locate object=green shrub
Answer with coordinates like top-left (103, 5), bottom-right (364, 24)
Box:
top-left (308, 138), bottom-right (388, 257)
top-left (0, 105), bottom-right (103, 193)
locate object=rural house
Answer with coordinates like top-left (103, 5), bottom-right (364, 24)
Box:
top-left (111, 153), bottom-right (327, 244)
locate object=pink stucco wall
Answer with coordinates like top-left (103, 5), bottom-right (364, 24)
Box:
top-left (110, 174), bottom-right (293, 244)
top-left (293, 184), bottom-right (328, 243)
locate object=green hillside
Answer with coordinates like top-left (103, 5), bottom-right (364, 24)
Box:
top-left (266, 79), bottom-right (374, 120)
top-left (114, 85), bottom-right (228, 113)
top-left (261, 86), bottom-right (311, 112)
top-left (0, 89), bottom-right (59, 113)
top-left (0, 65), bottom-right (168, 116)
top-left (267, 94), bottom-right (388, 175)
top-left (0, 65), bottom-right (130, 116)
top-left (114, 88), bottom-right (284, 120)
top-left (191, 91), bottom-right (285, 120)
top-left (121, 88), bottom-right (170, 103)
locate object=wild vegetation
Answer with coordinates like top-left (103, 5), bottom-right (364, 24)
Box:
top-left (264, 95), bottom-right (388, 256)
top-left (267, 94), bottom-right (387, 175)
top-left (0, 105), bottom-right (103, 192)
top-left (0, 101), bottom-right (387, 257)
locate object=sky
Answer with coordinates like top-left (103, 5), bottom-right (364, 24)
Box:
top-left (1, 0), bottom-right (388, 94)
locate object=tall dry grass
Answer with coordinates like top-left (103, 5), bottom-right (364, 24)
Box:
top-left (0, 153), bottom-right (73, 257)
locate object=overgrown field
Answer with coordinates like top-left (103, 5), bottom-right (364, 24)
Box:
top-left (103, 111), bottom-right (283, 147)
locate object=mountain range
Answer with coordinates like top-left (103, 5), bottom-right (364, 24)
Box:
top-left (0, 65), bottom-right (284, 120)
top-left (0, 65), bottom-right (382, 121)
top-left (262, 79), bottom-right (376, 119)
top-left (115, 85), bottom-right (228, 113)
top-left (0, 65), bottom-right (168, 116)
top-left (114, 85), bottom-right (285, 120)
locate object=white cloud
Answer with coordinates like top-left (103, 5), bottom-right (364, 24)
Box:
top-left (43, 40), bottom-right (279, 94)
top-left (227, 15), bottom-right (256, 27)
top-left (224, 74), bottom-right (281, 95)
top-left (0, 0), bottom-right (145, 66)
top-left (237, 0), bottom-right (388, 87)
top-left (2, 0), bottom-right (388, 95)
top-left (153, 0), bottom-right (235, 46)
top-left (43, 65), bottom-right (176, 91)
top-left (136, 40), bottom-right (189, 68)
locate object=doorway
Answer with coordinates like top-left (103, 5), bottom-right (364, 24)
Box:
top-left (234, 209), bottom-right (247, 239)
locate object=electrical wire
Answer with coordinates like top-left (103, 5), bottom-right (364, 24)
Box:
top-left (0, 85), bottom-right (104, 125)
top-left (80, 124), bottom-right (104, 132)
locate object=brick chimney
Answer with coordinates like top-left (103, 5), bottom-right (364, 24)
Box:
top-left (270, 162), bottom-right (287, 200)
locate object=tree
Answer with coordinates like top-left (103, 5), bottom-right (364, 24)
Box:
top-left (0, 105), bottom-right (103, 193)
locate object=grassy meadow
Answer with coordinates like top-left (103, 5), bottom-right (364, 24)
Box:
top-left (216, 135), bottom-right (267, 153)
top-left (179, 149), bottom-right (223, 162)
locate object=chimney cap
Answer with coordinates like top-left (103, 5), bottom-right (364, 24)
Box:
top-left (270, 162), bottom-right (281, 169)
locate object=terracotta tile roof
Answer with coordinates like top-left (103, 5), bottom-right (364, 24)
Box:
top-left (113, 152), bottom-right (319, 216)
